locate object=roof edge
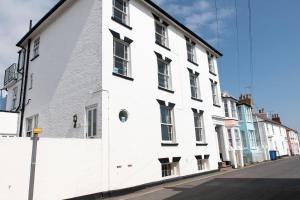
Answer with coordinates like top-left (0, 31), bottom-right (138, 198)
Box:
top-left (144, 0), bottom-right (222, 57)
top-left (16, 0), bottom-right (67, 47)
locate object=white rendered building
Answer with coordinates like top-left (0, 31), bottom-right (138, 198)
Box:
top-left (3, 0), bottom-right (226, 193)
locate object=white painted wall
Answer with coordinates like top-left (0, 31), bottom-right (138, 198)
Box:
top-left (0, 138), bottom-right (103, 200)
top-left (0, 112), bottom-right (19, 136)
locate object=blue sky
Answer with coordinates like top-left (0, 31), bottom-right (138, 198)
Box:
top-left (0, 0), bottom-right (299, 131)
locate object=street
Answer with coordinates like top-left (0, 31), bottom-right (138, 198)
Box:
top-left (109, 157), bottom-right (300, 200)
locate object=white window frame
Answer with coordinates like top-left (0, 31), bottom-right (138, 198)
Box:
top-left (86, 105), bottom-right (98, 138)
top-left (33, 37), bottom-right (40, 58)
top-left (211, 80), bottom-right (219, 105)
top-left (12, 87), bottom-right (18, 110)
top-left (231, 101), bottom-right (237, 118)
top-left (189, 72), bottom-right (201, 99)
top-left (157, 58), bottom-right (172, 90)
top-left (194, 112), bottom-right (205, 143)
top-left (160, 105), bottom-right (175, 143)
top-left (113, 38), bottom-right (131, 77)
top-left (224, 100), bottom-right (229, 117)
top-left (208, 53), bottom-right (215, 74)
top-left (25, 114), bottom-right (38, 137)
top-left (228, 129), bottom-right (233, 147)
top-left (186, 41), bottom-right (196, 63)
top-left (238, 106), bottom-right (243, 120)
top-left (241, 130), bottom-right (247, 149)
top-left (155, 21), bottom-right (168, 47)
top-left (112, 0), bottom-right (129, 25)
top-left (235, 129), bottom-right (241, 148)
top-left (161, 162), bottom-right (178, 177)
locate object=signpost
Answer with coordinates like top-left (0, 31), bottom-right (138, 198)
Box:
top-left (28, 128), bottom-right (42, 200)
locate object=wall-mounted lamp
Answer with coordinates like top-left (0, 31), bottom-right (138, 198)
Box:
top-left (73, 114), bottom-right (78, 128)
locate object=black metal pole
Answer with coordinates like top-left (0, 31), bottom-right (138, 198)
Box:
top-left (28, 133), bottom-right (39, 200)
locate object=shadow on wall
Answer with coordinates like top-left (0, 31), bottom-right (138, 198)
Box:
top-left (164, 178), bottom-right (300, 200)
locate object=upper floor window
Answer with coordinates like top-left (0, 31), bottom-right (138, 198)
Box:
top-left (235, 129), bottom-right (241, 148)
top-left (186, 39), bottom-right (197, 63)
top-left (158, 101), bottom-right (176, 143)
top-left (157, 58), bottom-right (172, 90)
top-left (33, 37), bottom-right (40, 59)
top-left (224, 100), bottom-right (229, 117)
top-left (110, 30), bottom-right (133, 79)
top-left (193, 110), bottom-right (205, 143)
top-left (228, 129), bottom-right (233, 147)
top-left (113, 39), bottom-right (130, 77)
top-left (207, 53), bottom-right (215, 74)
top-left (189, 71), bottom-right (201, 100)
top-left (86, 105), bottom-right (97, 138)
top-left (231, 101), bottom-right (237, 118)
top-left (113, 0), bottom-right (129, 25)
top-left (12, 87), bottom-right (18, 110)
top-left (155, 21), bottom-right (168, 48)
top-left (210, 80), bottom-right (219, 106)
top-left (29, 73), bottom-right (33, 90)
top-left (238, 106), bottom-right (243, 120)
top-left (241, 130), bottom-right (247, 148)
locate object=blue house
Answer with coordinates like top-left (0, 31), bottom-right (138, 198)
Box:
top-left (237, 94), bottom-right (264, 163)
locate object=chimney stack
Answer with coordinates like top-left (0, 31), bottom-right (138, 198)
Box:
top-left (257, 108), bottom-right (268, 119)
top-left (272, 114), bottom-right (281, 124)
top-left (239, 94), bottom-right (254, 108)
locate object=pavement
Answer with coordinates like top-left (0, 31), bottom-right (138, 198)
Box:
top-left (106, 156), bottom-right (300, 200)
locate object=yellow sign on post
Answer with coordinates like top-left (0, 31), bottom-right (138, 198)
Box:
top-left (33, 128), bottom-right (43, 135)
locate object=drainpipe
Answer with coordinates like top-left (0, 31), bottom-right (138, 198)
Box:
top-left (18, 20), bottom-right (32, 137)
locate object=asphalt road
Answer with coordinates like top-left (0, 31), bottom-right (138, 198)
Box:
top-left (114, 156), bottom-right (300, 200)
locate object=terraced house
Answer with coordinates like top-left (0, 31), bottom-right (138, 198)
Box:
top-left (2, 0), bottom-right (226, 194)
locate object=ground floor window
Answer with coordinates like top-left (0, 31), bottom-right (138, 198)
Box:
top-left (196, 155), bottom-right (209, 171)
top-left (159, 157), bottom-right (180, 177)
top-left (25, 115), bottom-right (39, 137)
top-left (86, 105), bottom-right (97, 138)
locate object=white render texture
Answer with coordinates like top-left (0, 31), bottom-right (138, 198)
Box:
top-left (3, 0), bottom-right (226, 194)
top-left (0, 112), bottom-right (19, 136)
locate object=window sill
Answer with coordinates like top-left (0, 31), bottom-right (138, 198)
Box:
top-left (111, 17), bottom-right (132, 30)
top-left (30, 54), bottom-right (39, 61)
top-left (196, 143), bottom-right (208, 146)
top-left (191, 97), bottom-right (203, 102)
top-left (209, 71), bottom-right (217, 76)
top-left (161, 143), bottom-right (179, 146)
top-left (112, 72), bottom-right (134, 81)
top-left (213, 104), bottom-right (221, 108)
top-left (158, 86), bottom-right (174, 94)
top-left (155, 41), bottom-right (171, 51)
top-left (187, 59), bottom-right (199, 66)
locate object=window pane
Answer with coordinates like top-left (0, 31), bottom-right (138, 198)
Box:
top-left (161, 125), bottom-right (170, 141)
top-left (114, 0), bottom-right (125, 11)
top-left (114, 41), bottom-right (125, 58)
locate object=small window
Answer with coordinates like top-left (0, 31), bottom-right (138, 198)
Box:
top-left (189, 72), bottom-right (200, 99)
top-left (157, 58), bottom-right (172, 90)
top-left (25, 114), bottom-right (38, 137)
top-left (231, 101), bottom-right (237, 118)
top-left (155, 21), bottom-right (168, 47)
top-left (235, 129), bottom-right (241, 148)
top-left (33, 37), bottom-right (40, 58)
top-left (193, 112), bottom-right (205, 143)
top-left (12, 87), bottom-right (18, 110)
top-left (113, 39), bottom-right (130, 77)
top-left (228, 129), bottom-right (233, 147)
top-left (113, 0), bottom-right (129, 25)
top-left (86, 106), bottom-right (97, 138)
top-left (210, 80), bottom-right (219, 105)
top-left (224, 100), bottom-right (229, 117)
top-left (196, 157), bottom-right (209, 171)
top-left (29, 73), bottom-right (33, 90)
top-left (161, 162), bottom-right (178, 177)
top-left (207, 53), bottom-right (215, 74)
top-left (160, 105), bottom-right (175, 142)
top-left (186, 41), bottom-right (196, 63)
top-left (119, 110), bottom-right (128, 123)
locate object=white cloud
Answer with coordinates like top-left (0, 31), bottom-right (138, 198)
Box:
top-left (0, 0), bottom-right (58, 86)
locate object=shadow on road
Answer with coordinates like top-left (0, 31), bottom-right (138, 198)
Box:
top-left (164, 178), bottom-right (300, 200)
